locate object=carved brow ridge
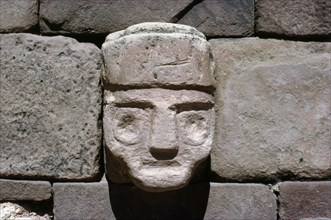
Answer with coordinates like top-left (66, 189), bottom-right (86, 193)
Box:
top-left (115, 101), bottom-right (214, 112)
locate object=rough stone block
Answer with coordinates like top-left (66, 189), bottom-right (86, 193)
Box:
top-left (178, 0), bottom-right (254, 37)
top-left (210, 38), bottom-right (331, 181)
top-left (53, 181), bottom-right (115, 220)
top-left (0, 0), bottom-right (38, 33)
top-left (256, 0), bottom-right (331, 37)
top-left (39, 0), bottom-right (194, 34)
top-left (0, 179), bottom-right (51, 201)
top-left (205, 183), bottom-right (277, 220)
top-left (0, 34), bottom-right (102, 180)
top-left (0, 202), bottom-right (51, 220)
top-left (279, 181), bottom-right (331, 220)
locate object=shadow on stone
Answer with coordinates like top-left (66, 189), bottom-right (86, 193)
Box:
top-left (108, 182), bottom-right (210, 220)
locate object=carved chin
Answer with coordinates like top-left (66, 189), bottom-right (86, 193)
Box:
top-left (129, 166), bottom-right (192, 192)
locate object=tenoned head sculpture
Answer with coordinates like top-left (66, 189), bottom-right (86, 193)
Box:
top-left (102, 22), bottom-right (215, 192)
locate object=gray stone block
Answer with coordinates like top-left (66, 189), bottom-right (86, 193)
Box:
top-left (210, 38), bottom-right (331, 181)
top-left (0, 0), bottom-right (38, 33)
top-left (39, 0), bottom-right (194, 34)
top-left (53, 181), bottom-right (115, 220)
top-left (0, 34), bottom-right (102, 180)
top-left (178, 0), bottom-right (254, 37)
top-left (279, 181), bottom-right (331, 220)
top-left (205, 183), bottom-right (277, 220)
top-left (0, 179), bottom-right (51, 201)
top-left (256, 0), bottom-right (331, 37)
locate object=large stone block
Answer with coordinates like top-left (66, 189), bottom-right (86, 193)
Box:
top-left (205, 183), bottom-right (277, 220)
top-left (0, 34), bottom-right (102, 180)
top-left (210, 38), bottom-right (331, 181)
top-left (178, 0), bottom-right (254, 37)
top-left (0, 179), bottom-right (51, 201)
top-left (0, 0), bottom-right (38, 33)
top-left (279, 181), bottom-right (331, 220)
top-left (39, 0), bottom-right (194, 34)
top-left (53, 181), bottom-right (115, 220)
top-left (256, 0), bottom-right (331, 37)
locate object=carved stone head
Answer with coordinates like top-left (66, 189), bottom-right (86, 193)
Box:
top-left (102, 23), bottom-right (215, 192)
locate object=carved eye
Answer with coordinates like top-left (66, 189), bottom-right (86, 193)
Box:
top-left (113, 108), bottom-right (149, 145)
top-left (177, 110), bottom-right (211, 146)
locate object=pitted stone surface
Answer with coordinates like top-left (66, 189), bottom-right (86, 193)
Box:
top-left (0, 179), bottom-right (51, 201)
top-left (0, 202), bottom-right (51, 220)
top-left (0, 34), bottom-right (102, 180)
top-left (205, 183), bottom-right (277, 220)
top-left (256, 0), bottom-right (331, 37)
top-left (178, 0), bottom-right (254, 37)
top-left (210, 38), bottom-right (331, 181)
top-left (0, 0), bottom-right (38, 33)
top-left (53, 182), bottom-right (115, 220)
top-left (102, 23), bottom-right (215, 88)
top-left (39, 0), bottom-right (194, 34)
top-left (279, 181), bottom-right (331, 220)
top-left (103, 23), bottom-right (215, 192)
top-left (104, 89), bottom-right (215, 192)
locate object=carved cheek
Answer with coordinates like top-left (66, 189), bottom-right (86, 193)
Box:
top-left (113, 108), bottom-right (150, 145)
top-left (176, 110), bottom-right (211, 146)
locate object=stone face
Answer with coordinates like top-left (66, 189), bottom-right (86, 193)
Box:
top-left (0, 34), bottom-right (102, 180)
top-left (104, 89), bottom-right (214, 192)
top-left (102, 23), bottom-right (215, 88)
top-left (210, 38), bottom-right (331, 181)
top-left (0, 179), bottom-right (51, 201)
top-left (0, 202), bottom-right (51, 220)
top-left (178, 0), bottom-right (254, 37)
top-left (256, 0), bottom-right (331, 37)
top-left (0, 0), bottom-right (38, 33)
top-left (279, 181), bottom-right (331, 220)
top-left (53, 182), bottom-right (115, 220)
top-left (39, 0), bottom-right (194, 34)
top-left (102, 23), bottom-right (215, 192)
top-left (205, 183), bottom-right (277, 220)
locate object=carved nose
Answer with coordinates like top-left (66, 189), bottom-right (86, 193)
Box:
top-left (150, 110), bottom-right (178, 160)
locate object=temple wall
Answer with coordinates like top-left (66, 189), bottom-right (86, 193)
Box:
top-left (0, 0), bottom-right (330, 219)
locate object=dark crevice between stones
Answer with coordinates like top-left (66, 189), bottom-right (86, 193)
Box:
top-left (103, 82), bottom-right (215, 95)
top-left (257, 31), bottom-right (331, 42)
top-left (209, 170), bottom-right (331, 185)
top-left (274, 188), bottom-right (281, 220)
top-left (98, 76), bottom-right (106, 180)
top-left (40, 33), bottom-right (107, 48)
top-left (169, 0), bottom-right (204, 23)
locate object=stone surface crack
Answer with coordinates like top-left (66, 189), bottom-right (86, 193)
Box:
top-left (169, 0), bottom-right (204, 23)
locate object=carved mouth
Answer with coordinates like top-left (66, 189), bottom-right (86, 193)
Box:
top-left (142, 160), bottom-right (180, 167)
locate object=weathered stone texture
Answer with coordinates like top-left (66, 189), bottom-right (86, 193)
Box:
top-left (256, 0), bottom-right (331, 36)
top-left (0, 179), bottom-right (51, 201)
top-left (210, 38), bottom-right (331, 181)
top-left (0, 34), bottom-right (102, 180)
top-left (0, 0), bottom-right (38, 33)
top-left (279, 181), bottom-right (331, 220)
top-left (102, 23), bottom-right (215, 192)
top-left (102, 23), bottom-right (214, 88)
top-left (39, 0), bottom-right (194, 34)
top-left (53, 182), bottom-right (115, 220)
top-left (0, 202), bottom-right (51, 220)
top-left (178, 0), bottom-right (254, 37)
top-left (205, 183), bottom-right (277, 220)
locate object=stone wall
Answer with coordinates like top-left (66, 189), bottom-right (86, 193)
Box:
top-left (0, 0), bottom-right (330, 219)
